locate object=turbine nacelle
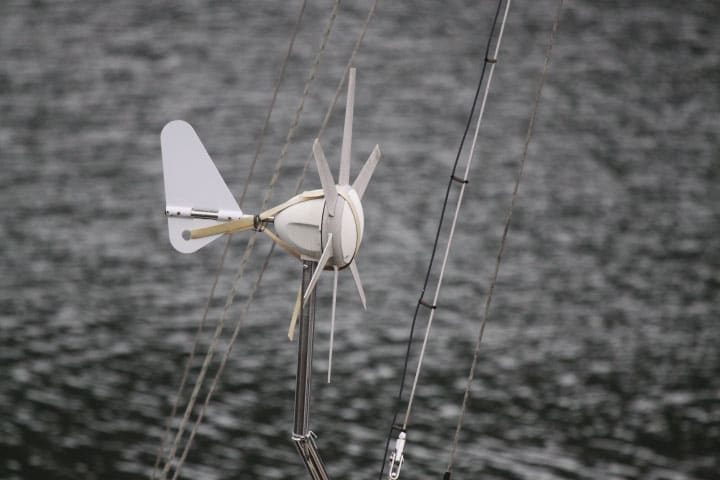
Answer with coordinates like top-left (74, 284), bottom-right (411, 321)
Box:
top-left (273, 182), bottom-right (364, 269)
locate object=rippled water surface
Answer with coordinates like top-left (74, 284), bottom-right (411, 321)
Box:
top-left (2, 1), bottom-right (719, 479)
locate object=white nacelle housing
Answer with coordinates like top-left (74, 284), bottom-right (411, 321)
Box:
top-left (274, 187), bottom-right (364, 268)
top-left (274, 198), bottom-right (324, 259)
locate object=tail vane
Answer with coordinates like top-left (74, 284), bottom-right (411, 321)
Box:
top-left (160, 120), bottom-right (245, 253)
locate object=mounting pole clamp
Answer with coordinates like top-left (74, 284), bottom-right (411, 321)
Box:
top-left (388, 431), bottom-right (406, 479)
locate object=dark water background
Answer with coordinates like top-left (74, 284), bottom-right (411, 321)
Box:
top-left (2, 1), bottom-right (719, 479)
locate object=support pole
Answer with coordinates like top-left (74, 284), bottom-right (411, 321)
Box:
top-left (292, 260), bottom-right (330, 480)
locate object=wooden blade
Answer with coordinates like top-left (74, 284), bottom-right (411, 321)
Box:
top-left (288, 285), bottom-right (302, 341)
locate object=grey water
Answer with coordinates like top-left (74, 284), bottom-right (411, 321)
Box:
top-left (1, 1), bottom-right (719, 479)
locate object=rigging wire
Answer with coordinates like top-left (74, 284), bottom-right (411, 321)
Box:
top-left (237, 4), bottom-right (308, 209)
top-left (150, 2), bottom-right (308, 478)
top-left (400, 0), bottom-right (512, 430)
top-left (158, 1), bottom-right (382, 478)
top-left (444, 1), bottom-right (564, 476)
top-left (377, 0), bottom-right (507, 477)
top-left (150, 236), bottom-right (231, 480)
top-left (158, 1), bottom-right (340, 477)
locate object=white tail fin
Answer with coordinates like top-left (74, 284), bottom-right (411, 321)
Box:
top-left (160, 120), bottom-right (243, 253)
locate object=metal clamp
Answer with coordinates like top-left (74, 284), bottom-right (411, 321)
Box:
top-left (388, 431), bottom-right (406, 480)
top-left (292, 431), bottom-right (330, 480)
top-left (165, 205), bottom-right (245, 221)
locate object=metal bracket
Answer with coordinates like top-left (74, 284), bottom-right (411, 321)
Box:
top-left (165, 205), bottom-right (245, 221)
top-left (292, 432), bottom-right (330, 480)
top-left (388, 431), bottom-right (406, 480)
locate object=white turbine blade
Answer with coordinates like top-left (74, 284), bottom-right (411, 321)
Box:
top-left (303, 234), bottom-right (333, 306)
top-left (327, 266), bottom-right (338, 383)
top-left (349, 260), bottom-right (367, 310)
top-left (352, 144), bottom-right (381, 199)
top-left (313, 139), bottom-right (338, 216)
top-left (339, 68), bottom-right (356, 185)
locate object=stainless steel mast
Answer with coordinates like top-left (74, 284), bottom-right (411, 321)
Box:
top-left (292, 260), bottom-right (330, 480)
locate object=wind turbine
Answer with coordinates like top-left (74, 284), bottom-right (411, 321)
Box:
top-left (160, 66), bottom-right (380, 354)
top-left (160, 68), bottom-right (380, 480)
